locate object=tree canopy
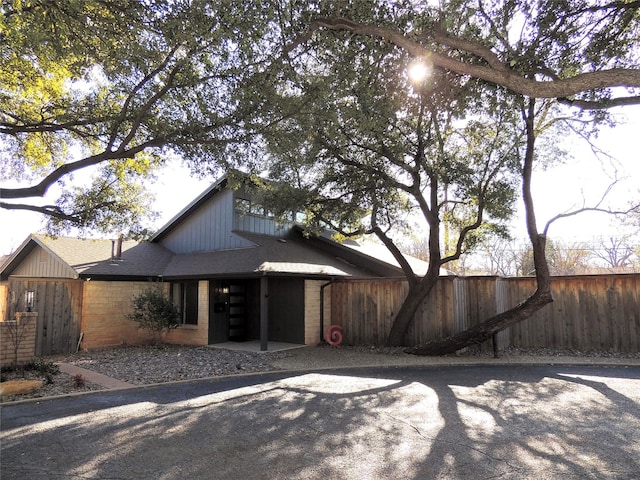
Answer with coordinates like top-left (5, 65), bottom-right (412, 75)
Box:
top-left (0, 0), bottom-right (278, 236)
top-left (268, 0), bottom-right (640, 348)
top-left (289, 0), bottom-right (640, 108)
top-left (2, 0), bottom-right (639, 238)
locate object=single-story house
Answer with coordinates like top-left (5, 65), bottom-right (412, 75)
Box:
top-left (1, 174), bottom-right (431, 355)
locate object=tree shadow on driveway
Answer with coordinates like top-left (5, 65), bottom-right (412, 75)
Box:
top-left (1, 365), bottom-right (638, 479)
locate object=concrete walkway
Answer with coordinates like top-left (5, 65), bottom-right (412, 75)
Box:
top-left (57, 363), bottom-right (134, 389)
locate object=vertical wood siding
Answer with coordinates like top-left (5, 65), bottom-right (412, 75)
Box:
top-left (12, 246), bottom-right (77, 279)
top-left (160, 189), bottom-right (255, 253)
top-left (331, 274), bottom-right (640, 352)
top-left (158, 188), bottom-right (290, 253)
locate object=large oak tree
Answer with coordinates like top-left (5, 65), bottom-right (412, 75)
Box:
top-left (274, 0), bottom-right (640, 351)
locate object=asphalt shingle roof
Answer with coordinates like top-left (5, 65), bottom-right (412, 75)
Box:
top-left (162, 233), bottom-right (376, 278)
top-left (33, 235), bottom-right (174, 278)
top-left (3, 232), bottom-right (379, 280)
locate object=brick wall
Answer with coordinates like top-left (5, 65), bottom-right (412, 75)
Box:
top-left (304, 280), bottom-right (330, 346)
top-left (80, 280), bottom-right (209, 350)
top-left (0, 312), bottom-right (37, 367)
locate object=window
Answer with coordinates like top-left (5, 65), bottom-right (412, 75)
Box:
top-left (235, 197), bottom-right (276, 218)
top-left (171, 282), bottom-right (198, 325)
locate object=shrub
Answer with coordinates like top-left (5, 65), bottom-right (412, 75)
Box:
top-left (2, 358), bottom-right (60, 381)
top-left (25, 358), bottom-right (60, 375)
top-left (72, 373), bottom-right (86, 388)
top-left (127, 288), bottom-right (180, 344)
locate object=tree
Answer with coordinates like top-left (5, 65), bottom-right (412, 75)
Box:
top-left (277, 0), bottom-right (640, 351)
top-left (591, 235), bottom-right (639, 271)
top-left (472, 235), bottom-right (529, 276)
top-left (518, 238), bottom-right (594, 275)
top-left (127, 288), bottom-right (179, 344)
top-left (250, 1), bottom-right (528, 347)
top-left (0, 0), bottom-right (279, 236)
top-left (4, 313), bottom-right (34, 368)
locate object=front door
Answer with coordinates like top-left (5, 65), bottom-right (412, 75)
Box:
top-left (208, 281), bottom-right (228, 344)
top-left (208, 280), bottom-right (249, 343)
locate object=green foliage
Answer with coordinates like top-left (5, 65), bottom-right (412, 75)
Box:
top-left (127, 288), bottom-right (180, 343)
top-left (2, 0), bottom-right (638, 243)
top-left (46, 163), bottom-right (159, 239)
top-left (251, 5), bottom-right (525, 276)
top-left (1, 0), bottom-right (281, 233)
top-left (25, 357), bottom-right (61, 375)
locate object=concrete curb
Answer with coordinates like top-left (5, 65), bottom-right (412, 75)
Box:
top-left (1, 354), bottom-right (637, 406)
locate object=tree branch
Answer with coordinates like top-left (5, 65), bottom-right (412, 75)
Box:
top-left (0, 140), bottom-right (161, 200)
top-left (544, 204), bottom-right (640, 235)
top-left (557, 96), bottom-right (640, 109)
top-left (0, 202), bottom-right (80, 222)
top-left (289, 17), bottom-right (640, 101)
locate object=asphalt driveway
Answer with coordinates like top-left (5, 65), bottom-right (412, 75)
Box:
top-left (2, 364), bottom-right (639, 479)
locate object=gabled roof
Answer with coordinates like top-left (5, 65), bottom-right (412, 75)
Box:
top-left (0, 234), bottom-right (174, 281)
top-left (150, 175), bottom-right (228, 242)
top-left (1, 231), bottom-right (386, 281)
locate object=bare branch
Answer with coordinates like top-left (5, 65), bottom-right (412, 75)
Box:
top-left (544, 203), bottom-right (640, 235)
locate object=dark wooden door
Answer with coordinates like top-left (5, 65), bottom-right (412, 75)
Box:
top-left (268, 278), bottom-right (304, 344)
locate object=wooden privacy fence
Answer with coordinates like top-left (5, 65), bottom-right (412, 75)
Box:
top-left (6, 279), bottom-right (83, 356)
top-left (331, 273), bottom-right (640, 353)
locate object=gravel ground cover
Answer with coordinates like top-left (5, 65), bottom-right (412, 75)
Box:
top-left (2, 343), bottom-right (638, 403)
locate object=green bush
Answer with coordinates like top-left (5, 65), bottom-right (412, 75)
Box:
top-left (1, 358), bottom-right (60, 381)
top-left (127, 288), bottom-right (180, 344)
top-left (26, 358), bottom-right (60, 375)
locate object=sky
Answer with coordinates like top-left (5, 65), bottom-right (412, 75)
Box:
top-left (1, 106), bottom-right (639, 257)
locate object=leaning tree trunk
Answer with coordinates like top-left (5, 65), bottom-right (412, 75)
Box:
top-left (386, 271), bottom-right (439, 347)
top-left (407, 98), bottom-right (553, 356)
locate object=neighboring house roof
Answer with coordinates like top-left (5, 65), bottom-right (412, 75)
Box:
top-left (296, 226), bottom-right (455, 277)
top-left (0, 234), bottom-right (174, 281)
top-left (337, 237), bottom-right (454, 276)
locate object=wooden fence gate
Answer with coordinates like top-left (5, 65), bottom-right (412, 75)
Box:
top-left (7, 279), bottom-right (83, 356)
